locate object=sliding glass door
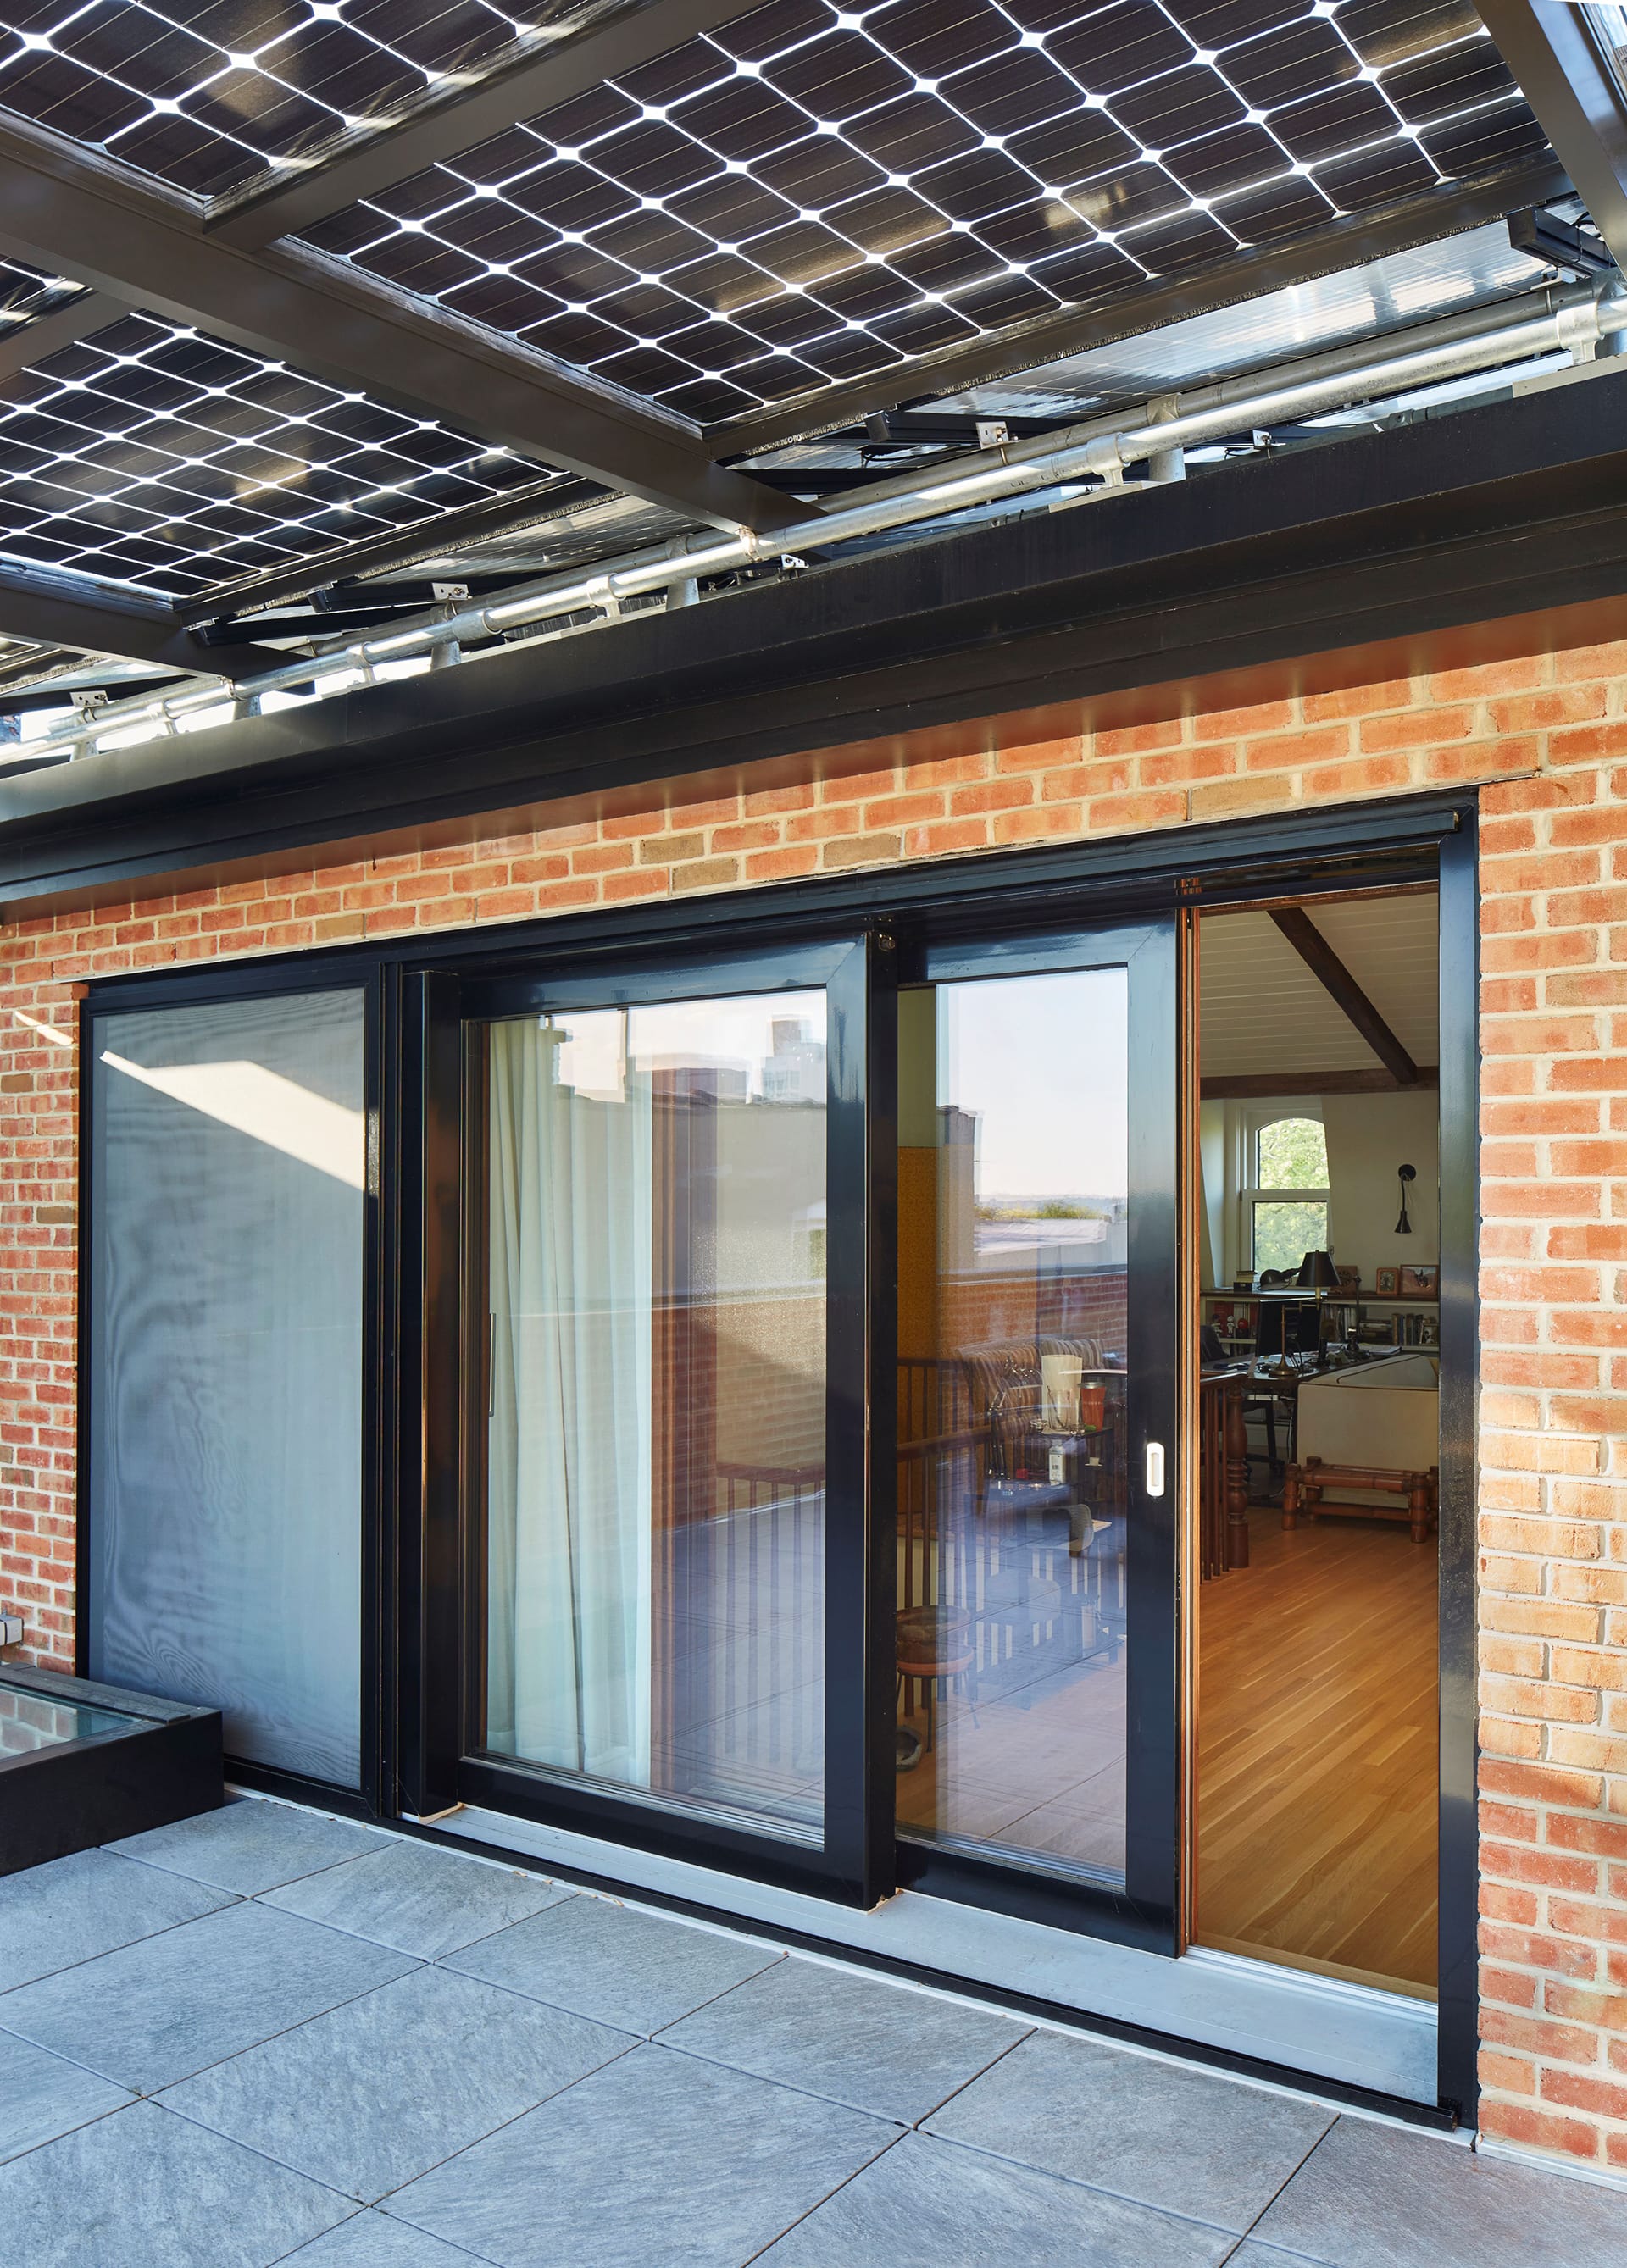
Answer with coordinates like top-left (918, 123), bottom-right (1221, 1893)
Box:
top-left (408, 914), bottom-right (1175, 1934)
top-left (415, 939), bottom-right (885, 1899)
top-left (482, 990), bottom-right (830, 1831)
top-left (892, 920), bottom-right (1180, 1947)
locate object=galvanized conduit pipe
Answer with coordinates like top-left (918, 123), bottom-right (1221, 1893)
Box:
top-left (35, 280), bottom-right (1627, 763)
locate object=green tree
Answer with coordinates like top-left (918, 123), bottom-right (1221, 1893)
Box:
top-left (1258, 1117), bottom-right (1327, 1189)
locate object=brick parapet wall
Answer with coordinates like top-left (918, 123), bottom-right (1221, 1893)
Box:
top-left (1, 634), bottom-right (1624, 2168)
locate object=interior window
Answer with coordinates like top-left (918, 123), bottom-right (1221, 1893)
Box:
top-left (1251, 1115), bottom-right (1329, 1274)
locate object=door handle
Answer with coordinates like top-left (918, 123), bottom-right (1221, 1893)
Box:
top-left (1145, 1441), bottom-right (1166, 1498)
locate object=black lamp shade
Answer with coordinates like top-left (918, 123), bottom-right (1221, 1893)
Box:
top-left (1396, 1161), bottom-right (1416, 1236)
top-left (1297, 1249), bottom-right (1341, 1289)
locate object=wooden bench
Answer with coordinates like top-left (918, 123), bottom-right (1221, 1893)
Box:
top-left (1283, 1456), bottom-right (1438, 1544)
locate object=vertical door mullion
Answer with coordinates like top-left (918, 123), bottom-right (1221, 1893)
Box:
top-left (397, 969), bottom-right (464, 1818)
top-left (375, 962), bottom-right (403, 1825)
top-left (1436, 818), bottom-right (1480, 2119)
top-left (1123, 919), bottom-right (1182, 1927)
top-left (824, 929), bottom-right (897, 1903)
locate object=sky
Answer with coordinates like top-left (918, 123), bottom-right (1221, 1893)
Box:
top-left (940, 969), bottom-right (1128, 1200)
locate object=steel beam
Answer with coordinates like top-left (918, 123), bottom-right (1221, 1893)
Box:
top-left (0, 116), bottom-right (801, 535)
top-left (207, 0), bottom-right (764, 250)
top-left (187, 474), bottom-right (610, 621)
top-left (0, 675), bottom-right (174, 715)
top-left (1480, 1), bottom-right (1627, 275)
top-left (1, 372), bottom-right (1621, 905)
top-left (709, 159), bottom-right (1571, 454)
top-left (0, 566), bottom-right (286, 678)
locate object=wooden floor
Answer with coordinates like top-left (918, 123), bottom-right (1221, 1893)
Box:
top-left (1197, 1505), bottom-right (1439, 1997)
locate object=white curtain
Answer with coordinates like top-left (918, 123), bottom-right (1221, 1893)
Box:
top-left (486, 1016), bottom-right (653, 1784)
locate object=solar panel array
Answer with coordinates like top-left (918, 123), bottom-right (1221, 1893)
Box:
top-left (0, 310), bottom-right (565, 598)
top-left (295, 0), bottom-right (1550, 424)
top-left (0, 0), bottom-right (549, 197)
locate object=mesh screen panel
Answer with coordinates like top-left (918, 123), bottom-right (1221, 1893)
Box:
top-left (88, 989), bottom-right (366, 1786)
top-left (0, 308), bottom-right (562, 597)
top-left (298, 0), bottom-right (1547, 422)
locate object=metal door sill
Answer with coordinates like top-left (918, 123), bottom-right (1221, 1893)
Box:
top-left (448, 1802), bottom-right (1437, 2105)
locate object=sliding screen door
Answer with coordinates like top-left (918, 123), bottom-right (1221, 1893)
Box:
top-left (87, 989), bottom-right (367, 1788)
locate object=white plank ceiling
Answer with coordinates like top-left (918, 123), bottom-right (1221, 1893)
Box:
top-left (1199, 891), bottom-right (1440, 1080)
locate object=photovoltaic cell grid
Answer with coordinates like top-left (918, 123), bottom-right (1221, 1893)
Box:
top-left (297, 0), bottom-right (1553, 424)
top-left (0, 1), bottom-right (552, 197)
top-left (0, 311), bottom-right (564, 598)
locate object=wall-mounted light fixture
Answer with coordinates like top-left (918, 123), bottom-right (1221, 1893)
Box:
top-left (1396, 1162), bottom-right (1417, 1236)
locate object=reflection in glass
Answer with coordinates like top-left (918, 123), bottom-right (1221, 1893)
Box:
top-left (485, 993), bottom-right (826, 1832)
top-left (0, 1682), bottom-right (136, 1756)
top-left (896, 972), bottom-right (1130, 1883)
top-left (1589, 7), bottom-right (1627, 101)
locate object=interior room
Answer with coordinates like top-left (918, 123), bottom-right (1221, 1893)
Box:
top-left (1196, 890), bottom-right (1441, 2001)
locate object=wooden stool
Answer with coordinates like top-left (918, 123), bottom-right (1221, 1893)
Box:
top-left (1283, 1456), bottom-right (1438, 1544)
top-left (896, 1605), bottom-right (975, 1754)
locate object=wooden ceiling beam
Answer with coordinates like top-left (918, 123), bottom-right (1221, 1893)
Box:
top-left (1268, 905), bottom-right (1419, 1084)
top-left (1200, 1067), bottom-right (1439, 1101)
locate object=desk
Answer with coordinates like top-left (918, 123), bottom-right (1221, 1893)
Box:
top-left (1205, 1360), bottom-right (1313, 1477)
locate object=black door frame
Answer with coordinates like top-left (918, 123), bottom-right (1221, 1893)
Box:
top-left (400, 933), bottom-right (893, 1908)
top-left (76, 958), bottom-right (390, 1822)
top-left (74, 788), bottom-right (1479, 2117)
top-left (887, 915), bottom-right (1181, 1954)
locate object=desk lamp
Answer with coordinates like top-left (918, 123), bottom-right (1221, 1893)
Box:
top-left (1297, 1249), bottom-right (1341, 1366)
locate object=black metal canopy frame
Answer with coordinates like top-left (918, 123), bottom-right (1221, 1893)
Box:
top-left (0, 361), bottom-right (1624, 917)
top-left (0, 0), bottom-right (1615, 701)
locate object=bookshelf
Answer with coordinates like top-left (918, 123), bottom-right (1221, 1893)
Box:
top-left (1202, 1288), bottom-right (1440, 1353)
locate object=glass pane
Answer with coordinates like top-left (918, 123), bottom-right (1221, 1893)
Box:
top-left (896, 970), bottom-right (1129, 1885)
top-left (0, 1681), bottom-right (137, 1757)
top-left (88, 992), bottom-right (365, 1786)
top-left (1589, 7), bottom-right (1627, 98)
top-left (485, 991), bottom-right (827, 1834)
top-left (1252, 1200), bottom-right (1329, 1276)
top-left (1257, 1117), bottom-right (1327, 1189)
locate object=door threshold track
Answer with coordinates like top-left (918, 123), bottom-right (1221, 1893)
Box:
top-left (447, 1802), bottom-right (1438, 2106)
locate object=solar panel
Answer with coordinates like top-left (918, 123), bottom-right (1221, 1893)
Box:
top-left (0, 1), bottom-right (547, 197)
top-left (0, 254), bottom-right (91, 323)
top-left (0, 309), bottom-right (566, 599)
top-left (296, 0), bottom-right (1548, 425)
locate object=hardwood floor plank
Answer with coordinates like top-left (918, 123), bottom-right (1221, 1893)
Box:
top-left (1197, 1506), bottom-right (1439, 1996)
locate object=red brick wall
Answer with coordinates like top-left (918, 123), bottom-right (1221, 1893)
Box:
top-left (2, 627), bottom-right (1624, 2171)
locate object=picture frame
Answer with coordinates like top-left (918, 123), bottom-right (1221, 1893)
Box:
top-left (1400, 1263), bottom-right (1439, 1299)
top-left (1335, 1265), bottom-right (1361, 1289)
top-left (1375, 1266), bottom-right (1399, 1297)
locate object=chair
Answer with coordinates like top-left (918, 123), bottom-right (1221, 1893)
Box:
top-left (895, 1605), bottom-right (976, 1755)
